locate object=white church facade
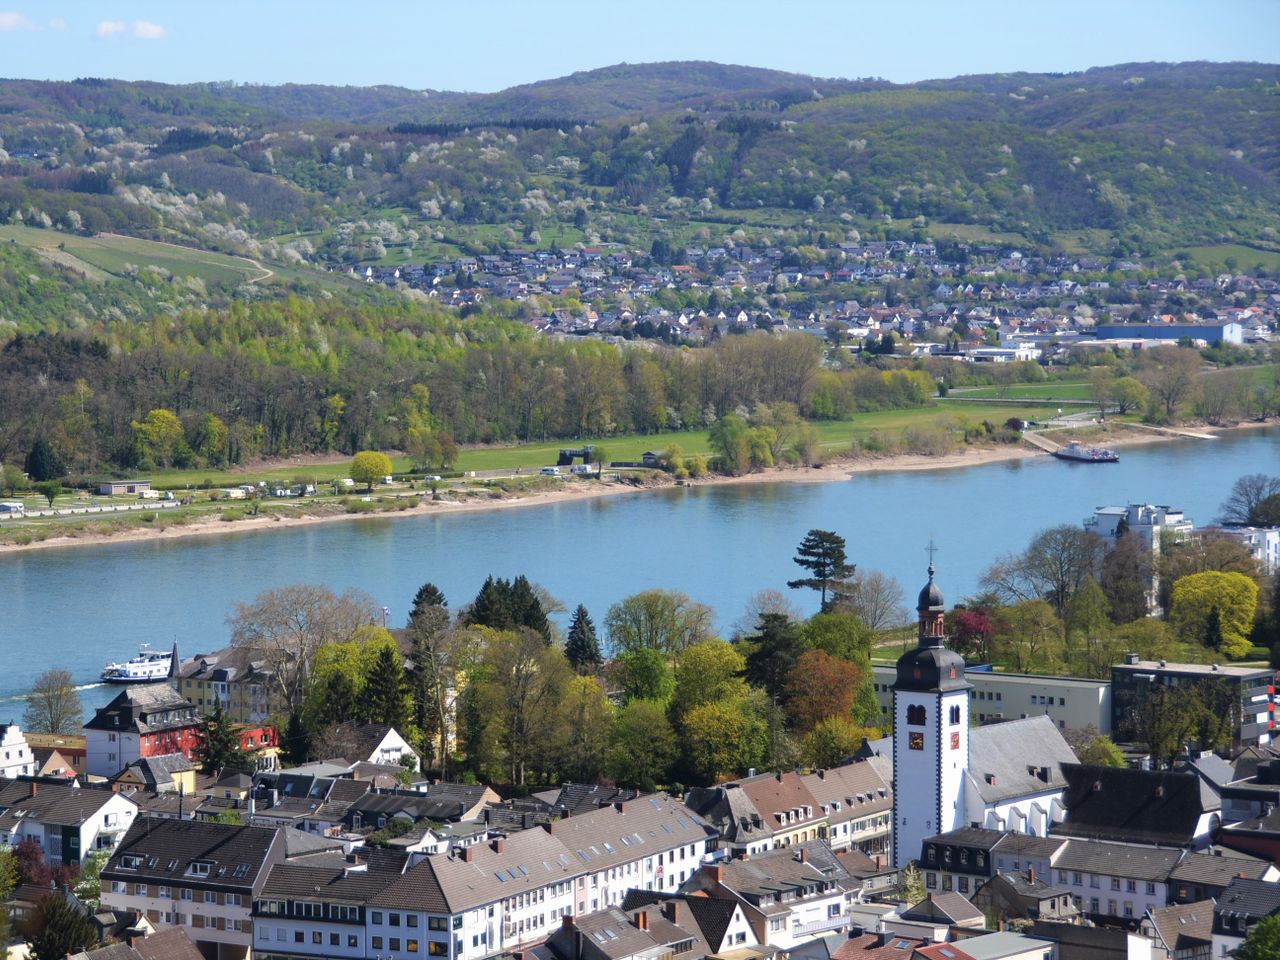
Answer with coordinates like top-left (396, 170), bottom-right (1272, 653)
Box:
top-left (891, 563), bottom-right (1079, 868)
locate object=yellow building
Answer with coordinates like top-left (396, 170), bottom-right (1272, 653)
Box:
top-left (176, 645), bottom-right (279, 724)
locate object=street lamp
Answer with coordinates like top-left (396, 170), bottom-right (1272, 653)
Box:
top-left (381, 606), bottom-right (390, 627)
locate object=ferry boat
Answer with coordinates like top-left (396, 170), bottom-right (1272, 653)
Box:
top-left (100, 643), bottom-right (177, 683)
top-left (1052, 441), bottom-right (1119, 464)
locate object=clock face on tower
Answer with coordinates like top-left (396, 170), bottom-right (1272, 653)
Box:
top-left (908, 732), bottom-right (924, 751)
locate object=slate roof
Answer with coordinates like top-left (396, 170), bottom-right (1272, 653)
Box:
top-left (260, 862), bottom-right (396, 903)
top-left (683, 782), bottom-right (767, 846)
top-left (83, 685), bottom-right (200, 735)
top-left (991, 833), bottom-right (1066, 860)
top-left (102, 818), bottom-right (283, 892)
top-left (532, 783), bottom-right (640, 817)
top-left (1145, 900), bottom-right (1214, 954)
top-left (177, 645), bottom-right (274, 684)
top-left (1053, 839), bottom-right (1183, 883)
top-left (699, 841), bottom-right (850, 910)
top-left (800, 760), bottom-right (893, 820)
top-left (118, 753), bottom-right (194, 790)
top-left (0, 779), bottom-right (121, 830)
top-left (832, 933), bottom-right (924, 960)
top-left (967, 716), bottom-right (1078, 804)
top-left (1053, 764), bottom-right (1217, 847)
top-left (1215, 876), bottom-right (1280, 921)
top-left (900, 891), bottom-right (984, 925)
top-left (925, 827), bottom-right (1006, 851)
top-left (132, 928), bottom-right (206, 960)
top-left (1170, 850), bottom-right (1272, 887)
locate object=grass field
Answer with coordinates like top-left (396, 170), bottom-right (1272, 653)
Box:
top-left (136, 402), bottom-right (1061, 488)
top-left (1176, 243), bottom-right (1280, 273)
top-left (948, 381), bottom-right (1095, 402)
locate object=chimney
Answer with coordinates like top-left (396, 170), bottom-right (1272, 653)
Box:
top-left (797, 847), bottom-right (808, 864)
top-left (775, 772), bottom-right (783, 783)
top-left (28, 781), bottom-right (37, 797)
top-left (562, 915), bottom-right (575, 932)
top-left (1028, 866), bottom-right (1036, 885)
top-left (1125, 652), bottom-right (1140, 665)
top-left (709, 864), bottom-right (724, 883)
top-left (492, 837), bottom-right (505, 855)
top-left (634, 911), bottom-right (649, 931)
top-left (615, 801), bottom-right (626, 814)
top-left (462, 845), bottom-right (474, 863)
top-left (817, 769), bottom-right (826, 780)
top-left (663, 901), bottom-right (680, 925)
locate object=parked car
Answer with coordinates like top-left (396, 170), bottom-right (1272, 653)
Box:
top-left (540, 466), bottom-right (561, 476)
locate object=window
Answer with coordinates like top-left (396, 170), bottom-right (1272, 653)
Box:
top-left (408, 940), bottom-right (419, 953)
top-left (180, 889), bottom-right (193, 901)
top-left (330, 934), bottom-right (339, 946)
top-left (1111, 878), bottom-right (1121, 891)
top-left (958, 877), bottom-right (969, 893)
top-left (429, 918), bottom-right (448, 931)
top-left (453, 916), bottom-right (463, 929)
top-left (373, 911), bottom-right (384, 925)
top-left (926, 872), bottom-right (937, 889)
top-left (133, 883), bottom-right (146, 896)
top-left (373, 937), bottom-right (383, 950)
top-left (391, 913), bottom-right (402, 927)
top-left (408, 915), bottom-right (419, 928)
top-left (349, 935), bottom-right (359, 948)
top-left (1126, 880), bottom-right (1136, 893)
top-left (204, 891), bottom-right (217, 903)
top-left (111, 881), bottom-right (127, 894)
top-left (429, 942), bottom-right (449, 956)
top-left (294, 931), bottom-right (304, 944)
top-left (1146, 882), bottom-right (1156, 895)
top-left (312, 932), bottom-right (322, 944)
top-left (391, 939), bottom-right (401, 951)
top-left (907, 704), bottom-right (926, 726)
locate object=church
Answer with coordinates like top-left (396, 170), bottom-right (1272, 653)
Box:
top-left (891, 562), bottom-right (1079, 868)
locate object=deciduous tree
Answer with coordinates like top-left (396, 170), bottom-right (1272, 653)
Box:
top-left (1169, 571), bottom-right (1258, 659)
top-left (605, 589), bottom-right (713, 657)
top-left (1219, 474), bottom-right (1280, 527)
top-left (22, 669), bottom-right (81, 734)
top-left (831, 569), bottom-right (905, 631)
top-left (350, 450), bottom-right (393, 491)
top-left (607, 700), bottom-right (675, 790)
top-left (784, 649), bottom-right (862, 734)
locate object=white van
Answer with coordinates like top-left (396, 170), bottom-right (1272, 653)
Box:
top-left (540, 466), bottom-right (561, 476)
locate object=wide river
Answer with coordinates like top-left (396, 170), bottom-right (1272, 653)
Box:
top-left (0, 429), bottom-right (1275, 713)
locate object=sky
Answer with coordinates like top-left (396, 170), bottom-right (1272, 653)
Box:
top-left (0, 0), bottom-right (1276, 91)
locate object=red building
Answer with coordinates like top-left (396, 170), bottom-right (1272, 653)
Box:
top-left (83, 685), bottom-right (205, 779)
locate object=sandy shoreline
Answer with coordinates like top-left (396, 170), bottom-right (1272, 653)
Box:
top-left (0, 420), bottom-right (1270, 555)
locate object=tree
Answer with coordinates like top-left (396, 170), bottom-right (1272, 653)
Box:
top-left (605, 589), bottom-right (714, 657)
top-left (469, 575), bottom-right (515, 630)
top-left (804, 716), bottom-right (882, 768)
top-left (831, 569), bottom-right (906, 631)
top-left (1235, 914), bottom-right (1280, 960)
top-left (228, 584), bottom-right (380, 719)
top-left (22, 669), bottom-right (81, 734)
top-left (1139, 346), bottom-right (1201, 421)
top-left (73, 850), bottom-right (110, 910)
top-left (1219, 474), bottom-right (1280, 526)
top-left (1100, 532), bottom-right (1154, 624)
top-left (897, 864), bottom-right (924, 903)
top-left (23, 438), bottom-right (64, 482)
top-left (788, 529), bottom-right (854, 611)
top-left (681, 696), bottom-right (769, 785)
top-left (195, 701), bottom-right (249, 774)
top-left (1169, 571), bottom-right (1258, 659)
top-left (672, 641), bottom-right (749, 719)
top-left (784, 649), bottom-right (862, 734)
top-left (1075, 735), bottom-right (1126, 768)
top-left (0, 463), bottom-right (24, 496)
top-left (565, 605), bottom-right (602, 673)
top-left (34, 480), bottom-right (59, 508)
top-left (544, 675), bottom-right (613, 783)
top-left (408, 582), bottom-right (448, 623)
top-left (408, 618), bottom-right (472, 779)
top-left (743, 612), bottom-right (807, 702)
top-left (350, 450), bottom-right (393, 491)
top-left (801, 611), bottom-right (874, 663)
top-left (982, 525), bottom-right (1105, 617)
top-left (614, 648), bottom-right (675, 704)
top-left (360, 642), bottom-right (410, 728)
top-left (1110, 376), bottom-right (1150, 415)
top-left (950, 608), bottom-right (996, 662)
top-left (995, 600), bottom-right (1065, 673)
top-left (131, 408), bottom-right (185, 467)
top-left (25, 893), bottom-right (97, 960)
top-left (607, 700), bottom-right (676, 790)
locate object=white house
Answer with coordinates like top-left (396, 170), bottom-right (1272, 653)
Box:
top-left (0, 779), bottom-right (138, 865)
top-left (0, 723), bottom-right (34, 779)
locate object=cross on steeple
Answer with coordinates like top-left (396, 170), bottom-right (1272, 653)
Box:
top-left (925, 538), bottom-right (939, 574)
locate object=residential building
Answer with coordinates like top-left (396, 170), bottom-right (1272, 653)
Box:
top-left (800, 759), bottom-right (893, 858)
top-left (1051, 839), bottom-right (1182, 922)
top-left (1141, 900), bottom-right (1214, 960)
top-left (872, 667), bottom-right (1111, 734)
top-left (1213, 524), bottom-right (1280, 574)
top-left (679, 841), bottom-right (856, 949)
top-left (1051, 764), bottom-right (1222, 849)
top-left (619, 892), bottom-right (757, 955)
top-left (0, 722), bottom-right (34, 779)
top-left (25, 732), bottom-right (87, 777)
top-left (537, 905), bottom-right (711, 960)
top-left (884, 892), bottom-right (985, 942)
top-left (176, 646), bottom-right (278, 725)
top-left (84, 686), bottom-right (205, 779)
top-left (685, 769), bottom-right (825, 857)
top-left (1111, 658), bottom-right (1275, 749)
top-left (0, 778), bottom-right (138, 864)
top-left (1212, 876), bottom-right (1280, 959)
top-left (101, 818), bottom-right (286, 960)
top-left (1167, 849), bottom-right (1277, 904)
top-left (1085, 504), bottom-right (1195, 613)
top-left (972, 870), bottom-right (1079, 925)
top-left (71, 927), bottom-right (207, 960)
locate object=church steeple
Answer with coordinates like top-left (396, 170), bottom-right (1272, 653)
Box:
top-left (917, 561), bottom-right (946, 647)
top-left (894, 559), bottom-right (968, 693)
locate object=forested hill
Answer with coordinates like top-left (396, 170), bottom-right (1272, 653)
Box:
top-left (0, 59), bottom-right (1276, 311)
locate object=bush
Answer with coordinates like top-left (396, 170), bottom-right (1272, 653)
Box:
top-left (219, 508), bottom-right (244, 522)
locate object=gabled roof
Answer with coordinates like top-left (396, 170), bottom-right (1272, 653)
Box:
top-left (732, 770), bottom-right (824, 831)
top-left (800, 760), bottom-right (892, 820)
top-left (0, 779), bottom-right (124, 830)
top-left (177, 645), bottom-right (275, 684)
top-left (901, 891), bottom-right (984, 925)
top-left (967, 716), bottom-right (1078, 804)
top-left (1145, 900), bottom-right (1214, 954)
top-left (83, 686), bottom-right (200, 735)
top-left (1170, 849), bottom-right (1272, 887)
top-left (1053, 839), bottom-right (1183, 883)
top-left (1053, 764), bottom-right (1217, 847)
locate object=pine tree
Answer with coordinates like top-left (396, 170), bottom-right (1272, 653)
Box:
top-left (361, 645), bottom-right (409, 728)
top-left (565, 605), bottom-right (602, 672)
top-left (282, 713), bottom-right (310, 766)
top-left (28, 893), bottom-right (97, 960)
top-left (409, 582), bottom-right (447, 624)
top-left (195, 701), bottom-right (249, 775)
top-left (511, 575), bottom-right (551, 642)
top-left (788, 529), bottom-right (854, 611)
top-left (23, 438), bottom-right (64, 483)
top-left (1204, 605), bottom-right (1224, 651)
top-left (470, 576), bottom-right (514, 630)
top-left (315, 670), bottom-right (358, 728)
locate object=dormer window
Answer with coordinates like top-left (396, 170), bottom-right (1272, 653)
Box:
top-left (120, 854), bottom-right (142, 870)
top-left (188, 860), bottom-right (212, 877)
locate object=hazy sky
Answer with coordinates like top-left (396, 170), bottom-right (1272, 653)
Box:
top-left (0, 0), bottom-right (1276, 90)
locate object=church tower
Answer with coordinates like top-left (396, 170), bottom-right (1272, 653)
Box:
top-left (891, 561), bottom-right (970, 868)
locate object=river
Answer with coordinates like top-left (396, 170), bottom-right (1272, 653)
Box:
top-left (0, 429), bottom-right (1274, 714)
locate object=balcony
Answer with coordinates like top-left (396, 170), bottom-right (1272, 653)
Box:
top-left (792, 914), bottom-right (848, 936)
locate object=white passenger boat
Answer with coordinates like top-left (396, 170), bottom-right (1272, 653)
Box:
top-left (100, 643), bottom-right (177, 683)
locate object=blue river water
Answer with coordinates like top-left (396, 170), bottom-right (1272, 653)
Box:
top-left (0, 428), bottom-right (1274, 713)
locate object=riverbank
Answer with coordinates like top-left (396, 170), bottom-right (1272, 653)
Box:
top-left (0, 419), bottom-right (1270, 555)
